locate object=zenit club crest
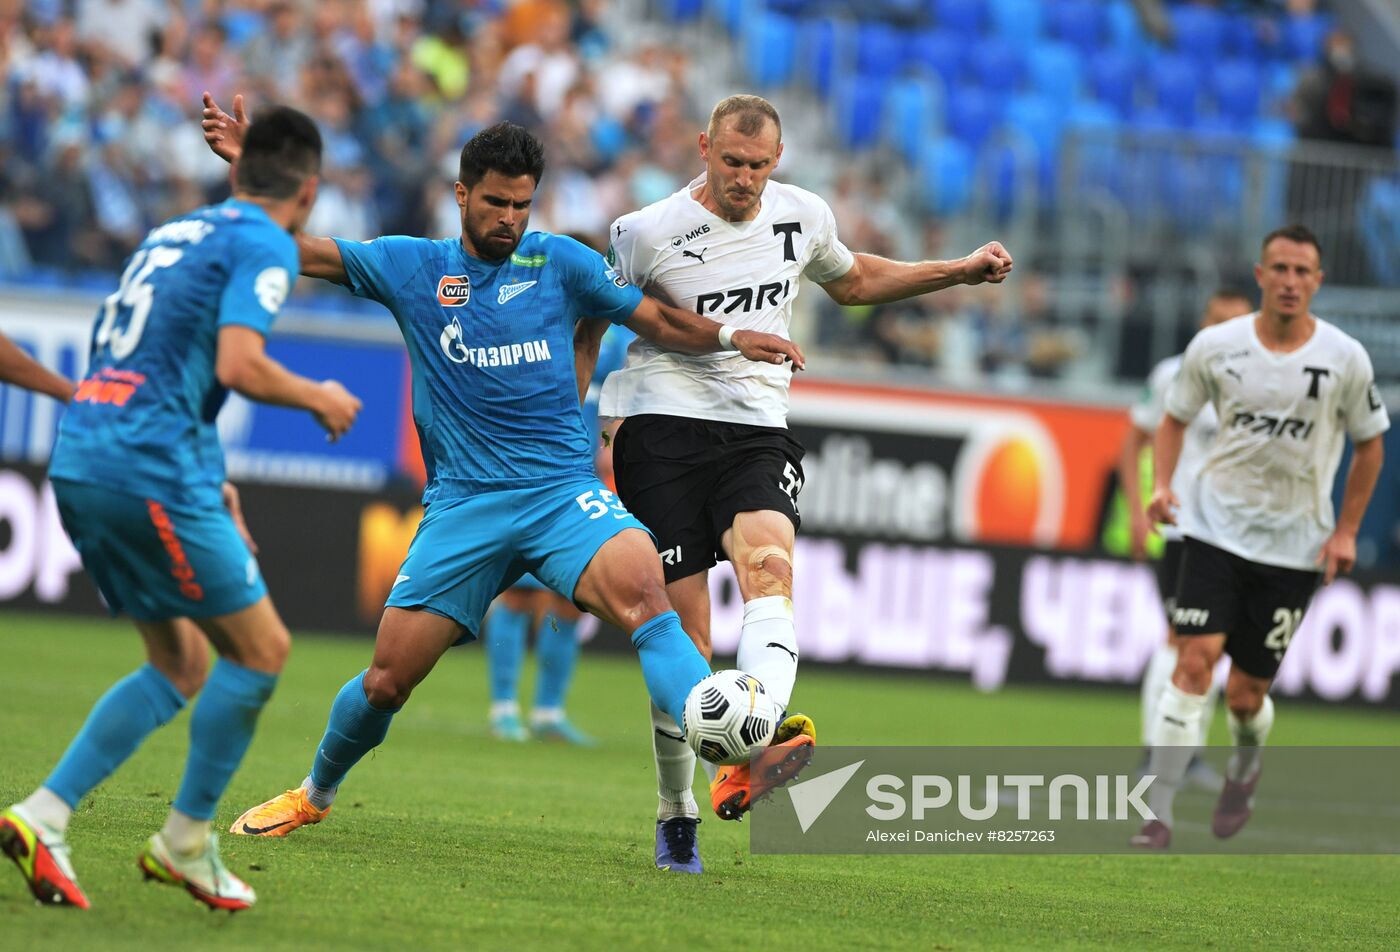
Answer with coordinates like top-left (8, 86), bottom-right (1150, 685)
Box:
top-left (437, 274), bottom-right (471, 307)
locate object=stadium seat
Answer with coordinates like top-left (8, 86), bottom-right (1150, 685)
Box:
top-left (798, 16), bottom-right (845, 98)
top-left (1283, 12), bottom-right (1333, 62)
top-left (968, 37), bottom-right (1025, 91)
top-left (657, 0), bottom-right (703, 22)
top-left (1222, 11), bottom-right (1261, 59)
top-left (856, 22), bottom-right (903, 83)
top-left (831, 75), bottom-right (885, 151)
top-left (1105, 0), bottom-right (1146, 53)
top-left (904, 28), bottom-right (964, 94)
top-left (1212, 60), bottom-right (1263, 125)
top-left (946, 87), bottom-right (1002, 151)
top-left (707, 0), bottom-right (743, 37)
top-left (1170, 4), bottom-right (1225, 65)
top-left (744, 12), bottom-right (797, 89)
top-left (933, 0), bottom-right (983, 35)
top-left (1358, 178), bottom-right (1400, 286)
top-left (1028, 42), bottom-right (1081, 104)
top-left (1089, 48), bottom-right (1137, 118)
top-left (1004, 93), bottom-right (1064, 200)
top-left (884, 74), bottom-right (942, 164)
top-left (987, 0), bottom-right (1043, 48)
top-left (918, 137), bottom-right (974, 216)
top-left (1049, 0), bottom-right (1106, 56)
top-left (1148, 53), bottom-right (1200, 127)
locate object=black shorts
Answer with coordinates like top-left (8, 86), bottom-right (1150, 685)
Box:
top-left (612, 414), bottom-right (804, 583)
top-left (1172, 537), bottom-right (1320, 679)
top-left (1155, 539), bottom-right (1186, 617)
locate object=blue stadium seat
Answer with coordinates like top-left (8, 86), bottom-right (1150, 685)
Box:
top-left (744, 12), bottom-right (797, 89)
top-left (1212, 60), bottom-right (1262, 125)
top-left (707, 0), bottom-right (743, 37)
top-left (1284, 13), bottom-right (1332, 62)
top-left (856, 22), bottom-right (903, 83)
top-left (933, 0), bottom-right (983, 35)
top-left (987, 0), bottom-right (1043, 48)
top-left (1028, 42), bottom-right (1081, 103)
top-left (1049, 0), bottom-right (1106, 56)
top-left (884, 74), bottom-right (941, 163)
top-left (1149, 53), bottom-right (1200, 127)
top-left (658, 0), bottom-right (704, 22)
top-left (1359, 178), bottom-right (1400, 286)
top-left (946, 86), bottom-right (1002, 150)
top-left (919, 138), bottom-right (974, 216)
top-left (1170, 4), bottom-right (1225, 64)
top-left (1222, 11), bottom-right (1261, 59)
top-left (1089, 48), bottom-right (1136, 117)
top-left (904, 28), bottom-right (964, 94)
top-left (1251, 117), bottom-right (1295, 148)
top-left (831, 75), bottom-right (885, 151)
top-left (1003, 93), bottom-right (1063, 201)
top-left (798, 16), bottom-right (845, 98)
top-left (1106, 0), bottom-right (1146, 53)
top-left (968, 36), bottom-right (1025, 91)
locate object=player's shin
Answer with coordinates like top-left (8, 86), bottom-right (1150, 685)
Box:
top-left (533, 613), bottom-right (580, 722)
top-left (630, 611), bottom-right (711, 726)
top-left (1140, 644), bottom-right (1178, 747)
top-left (1226, 694), bottom-right (1274, 782)
top-left (650, 702), bottom-right (699, 819)
top-left (307, 670), bottom-right (399, 808)
top-left (42, 664), bottom-right (186, 821)
top-left (736, 595), bottom-right (798, 709)
top-left (1145, 683), bottom-right (1209, 827)
top-left (173, 659), bottom-right (277, 830)
top-left (486, 604), bottom-right (530, 718)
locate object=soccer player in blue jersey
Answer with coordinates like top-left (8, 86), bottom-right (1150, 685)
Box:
top-left (200, 96), bottom-right (804, 847)
top-left (0, 107), bottom-right (362, 912)
top-left (484, 319), bottom-right (636, 745)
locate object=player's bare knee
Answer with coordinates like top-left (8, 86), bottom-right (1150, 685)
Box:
top-left (1225, 682), bottom-right (1266, 720)
top-left (229, 624), bottom-right (291, 675)
top-left (163, 653), bottom-right (209, 700)
top-left (743, 544), bottom-right (793, 600)
top-left (1172, 643), bottom-right (1216, 694)
top-left (362, 664), bottom-right (412, 709)
top-left (620, 574), bottom-right (673, 631)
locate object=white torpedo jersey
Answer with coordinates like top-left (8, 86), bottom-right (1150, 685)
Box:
top-left (1164, 314), bottom-right (1389, 570)
top-left (1131, 353), bottom-right (1220, 542)
top-left (599, 173), bottom-right (854, 428)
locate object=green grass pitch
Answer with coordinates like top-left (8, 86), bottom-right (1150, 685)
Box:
top-left (1, 611), bottom-right (1396, 950)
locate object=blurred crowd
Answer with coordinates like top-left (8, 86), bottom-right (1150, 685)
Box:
top-left (0, 0), bottom-right (707, 281)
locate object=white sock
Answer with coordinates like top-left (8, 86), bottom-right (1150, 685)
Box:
top-left (20, 788), bottom-right (73, 835)
top-left (303, 774), bottom-right (338, 811)
top-left (1140, 644), bottom-right (1178, 746)
top-left (1226, 695), bottom-right (1274, 782)
top-left (1146, 683), bottom-right (1209, 828)
top-left (1198, 675), bottom-right (1222, 749)
top-left (650, 702), bottom-right (698, 820)
top-left (490, 700), bottom-right (520, 719)
top-left (160, 809), bottom-right (211, 858)
top-left (736, 595), bottom-right (798, 709)
top-left (531, 706), bottom-right (564, 726)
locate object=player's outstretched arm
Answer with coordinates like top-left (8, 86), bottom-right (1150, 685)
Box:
top-left (0, 331), bottom-right (74, 402)
top-left (216, 326), bottom-right (362, 441)
top-left (1146, 414), bottom-right (1187, 527)
top-left (200, 91), bottom-right (348, 284)
top-left (624, 297), bottom-right (805, 369)
top-left (1318, 435), bottom-right (1384, 584)
top-left (820, 242), bottom-right (1014, 306)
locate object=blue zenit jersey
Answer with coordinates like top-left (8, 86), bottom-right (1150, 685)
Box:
top-left (334, 231), bottom-right (642, 502)
top-left (50, 200), bottom-right (298, 506)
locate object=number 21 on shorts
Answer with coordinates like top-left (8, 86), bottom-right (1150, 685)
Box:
top-left (1264, 607), bottom-right (1304, 658)
top-left (575, 488), bottom-right (629, 520)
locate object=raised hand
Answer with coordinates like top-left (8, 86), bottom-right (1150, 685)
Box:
top-left (201, 91), bottom-right (250, 164)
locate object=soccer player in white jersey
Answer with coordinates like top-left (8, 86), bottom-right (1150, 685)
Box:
top-left (596, 95), bottom-right (1013, 872)
top-left (1121, 289), bottom-right (1253, 787)
top-left (1134, 225), bottom-right (1388, 849)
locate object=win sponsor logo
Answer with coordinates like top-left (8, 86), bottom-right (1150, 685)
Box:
top-left (436, 274), bottom-right (472, 307)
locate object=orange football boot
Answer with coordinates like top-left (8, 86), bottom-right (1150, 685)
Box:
top-left (229, 787), bottom-right (329, 837)
top-left (710, 714), bottom-right (816, 821)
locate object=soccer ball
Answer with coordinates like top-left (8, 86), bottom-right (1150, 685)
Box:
top-left (681, 670), bottom-right (781, 765)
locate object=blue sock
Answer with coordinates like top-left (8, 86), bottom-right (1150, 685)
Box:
top-left (487, 605), bottom-right (530, 703)
top-left (308, 671), bottom-right (399, 792)
top-left (45, 664), bottom-right (185, 809)
top-left (630, 611), bottom-right (710, 726)
top-left (173, 658), bottom-right (277, 821)
top-left (534, 614), bottom-right (580, 711)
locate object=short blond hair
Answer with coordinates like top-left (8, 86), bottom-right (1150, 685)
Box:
top-left (707, 95), bottom-right (782, 142)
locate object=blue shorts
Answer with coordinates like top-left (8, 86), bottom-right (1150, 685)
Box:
top-left (52, 479), bottom-right (267, 622)
top-left (385, 477), bottom-right (650, 642)
top-left (509, 572), bottom-right (552, 593)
